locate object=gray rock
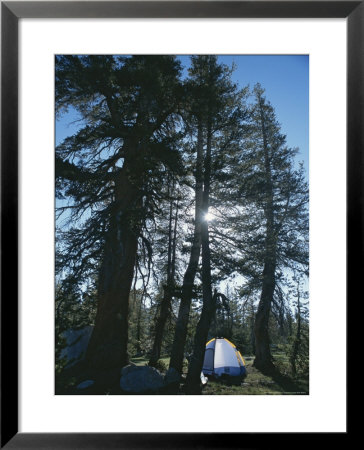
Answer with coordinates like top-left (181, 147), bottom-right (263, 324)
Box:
top-left (120, 365), bottom-right (164, 393)
top-left (164, 367), bottom-right (181, 385)
top-left (76, 380), bottom-right (95, 390)
top-left (120, 363), bottom-right (137, 377)
top-left (60, 326), bottom-right (93, 368)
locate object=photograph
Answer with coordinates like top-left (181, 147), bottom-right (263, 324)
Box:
top-left (55, 54), bottom-right (309, 396)
top-left (0, 0), bottom-right (355, 445)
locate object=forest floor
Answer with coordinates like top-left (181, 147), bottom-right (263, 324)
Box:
top-left (130, 352), bottom-right (309, 395)
top-left (56, 350), bottom-right (308, 395)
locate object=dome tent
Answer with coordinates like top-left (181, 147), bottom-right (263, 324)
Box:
top-left (202, 338), bottom-right (247, 378)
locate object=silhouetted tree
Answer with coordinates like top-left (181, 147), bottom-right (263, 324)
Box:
top-left (236, 84), bottom-right (309, 372)
top-left (56, 55), bottom-right (183, 378)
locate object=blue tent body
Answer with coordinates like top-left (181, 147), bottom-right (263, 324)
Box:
top-left (202, 338), bottom-right (247, 378)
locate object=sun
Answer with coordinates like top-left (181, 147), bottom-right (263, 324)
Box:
top-left (204, 212), bottom-right (214, 222)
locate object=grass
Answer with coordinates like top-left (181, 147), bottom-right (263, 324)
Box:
top-left (56, 351), bottom-right (308, 395)
top-left (130, 353), bottom-right (309, 395)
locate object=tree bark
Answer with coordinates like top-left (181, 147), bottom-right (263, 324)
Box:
top-left (185, 119), bottom-right (216, 394)
top-left (250, 299), bottom-right (256, 355)
top-left (290, 283), bottom-right (301, 377)
top-left (168, 120), bottom-right (204, 376)
top-left (253, 95), bottom-right (277, 373)
top-left (135, 290), bottom-right (143, 355)
top-left (148, 288), bottom-right (172, 366)
top-left (253, 256), bottom-right (276, 372)
top-left (184, 219), bottom-right (214, 393)
top-left (85, 158), bottom-right (140, 375)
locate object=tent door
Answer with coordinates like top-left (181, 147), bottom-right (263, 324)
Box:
top-left (203, 348), bottom-right (214, 371)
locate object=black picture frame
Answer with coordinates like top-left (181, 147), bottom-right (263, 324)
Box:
top-left (1, 1), bottom-right (357, 448)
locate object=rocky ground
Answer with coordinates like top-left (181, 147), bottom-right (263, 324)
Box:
top-left (56, 353), bottom-right (308, 395)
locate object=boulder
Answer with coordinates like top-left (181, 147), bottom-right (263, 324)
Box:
top-left (60, 326), bottom-right (93, 368)
top-left (120, 365), bottom-right (164, 394)
top-left (76, 380), bottom-right (95, 390)
top-left (164, 367), bottom-right (181, 385)
top-left (120, 363), bottom-right (137, 377)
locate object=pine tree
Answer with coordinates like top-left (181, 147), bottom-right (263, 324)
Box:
top-left (56, 55), bottom-right (183, 379)
top-left (183, 56), bottom-right (247, 392)
top-left (235, 84), bottom-right (309, 372)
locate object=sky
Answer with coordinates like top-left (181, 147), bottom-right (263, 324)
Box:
top-left (179, 55), bottom-right (309, 172)
top-left (56, 55), bottom-right (309, 174)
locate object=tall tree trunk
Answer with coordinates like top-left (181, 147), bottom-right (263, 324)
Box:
top-left (148, 288), bottom-right (172, 366)
top-left (184, 216), bottom-right (214, 393)
top-left (85, 160), bottom-right (139, 376)
top-left (250, 299), bottom-right (256, 355)
top-left (136, 291), bottom-right (143, 355)
top-left (253, 255), bottom-right (276, 372)
top-left (185, 119), bottom-right (216, 394)
top-left (168, 120), bottom-right (204, 376)
top-left (149, 194), bottom-right (179, 366)
top-left (253, 96), bottom-right (277, 373)
top-left (290, 282), bottom-right (301, 377)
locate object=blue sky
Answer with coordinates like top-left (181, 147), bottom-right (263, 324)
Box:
top-left (179, 55), bottom-right (309, 172)
top-left (56, 55), bottom-right (309, 173)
